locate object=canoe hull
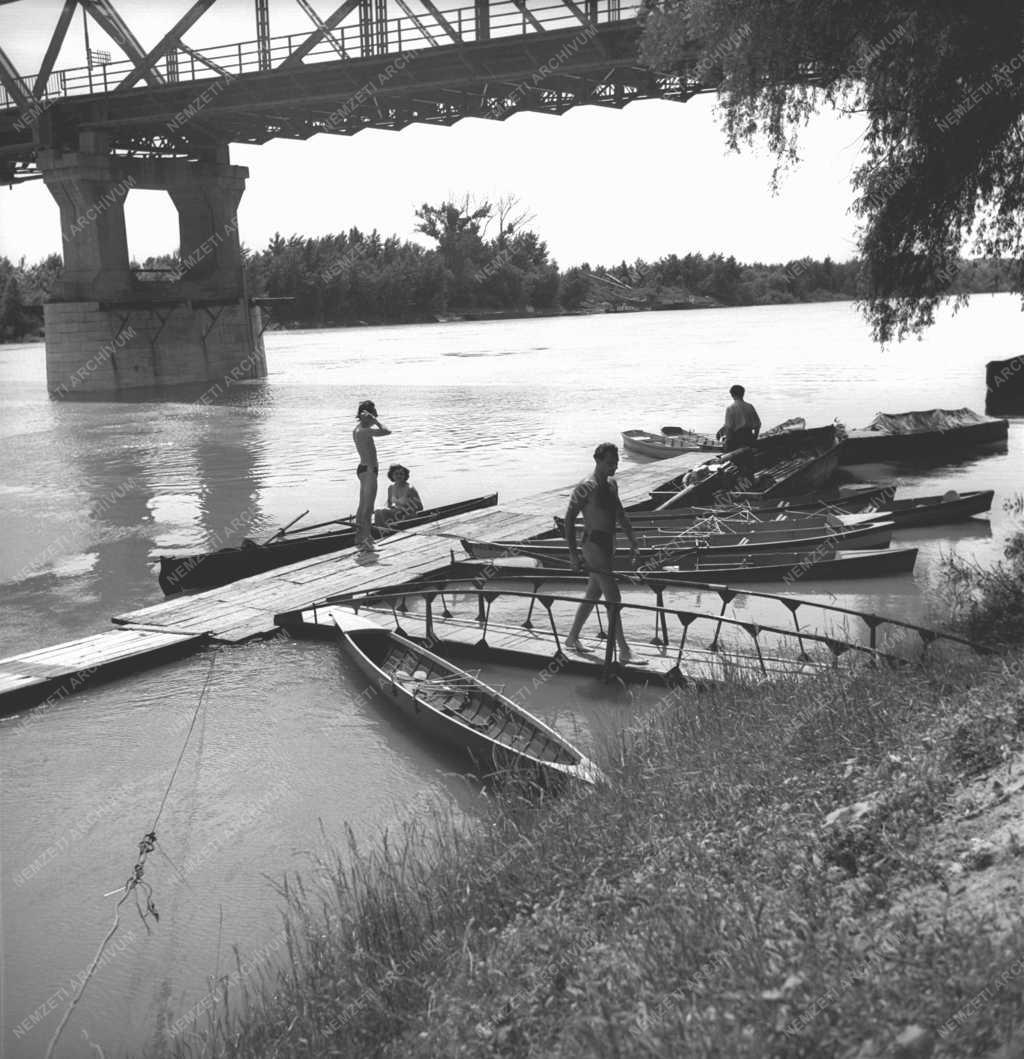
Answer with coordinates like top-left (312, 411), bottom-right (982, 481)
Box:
top-left (157, 493), bottom-right (498, 594)
top-left (448, 546), bottom-right (918, 584)
top-left (332, 612), bottom-right (599, 785)
top-left (465, 519), bottom-right (895, 564)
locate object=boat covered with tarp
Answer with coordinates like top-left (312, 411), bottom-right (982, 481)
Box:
top-left (839, 408), bottom-right (1008, 463)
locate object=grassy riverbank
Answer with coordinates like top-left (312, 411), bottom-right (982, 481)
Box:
top-left (160, 549), bottom-right (1024, 1058)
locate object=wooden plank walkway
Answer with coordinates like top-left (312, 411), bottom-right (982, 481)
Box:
top-left (0, 455), bottom-right (702, 712)
top-left (0, 627), bottom-right (206, 713)
top-left (289, 604), bottom-right (831, 686)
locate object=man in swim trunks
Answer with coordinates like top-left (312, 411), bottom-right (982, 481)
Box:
top-left (563, 442), bottom-right (644, 665)
top-left (717, 383), bottom-right (761, 452)
top-left (352, 399), bottom-right (392, 549)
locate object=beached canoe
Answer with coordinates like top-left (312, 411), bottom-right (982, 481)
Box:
top-left (463, 519), bottom-right (894, 567)
top-left (839, 408), bottom-right (1008, 463)
top-left (448, 546), bottom-right (918, 584)
top-left (157, 493), bottom-right (498, 595)
top-left (330, 608), bottom-right (601, 785)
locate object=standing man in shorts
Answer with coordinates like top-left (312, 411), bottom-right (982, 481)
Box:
top-left (563, 442), bottom-right (644, 665)
top-left (352, 399), bottom-right (391, 550)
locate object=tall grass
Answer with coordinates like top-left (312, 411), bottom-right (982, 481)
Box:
top-left (943, 511), bottom-right (1024, 647)
top-left (150, 632), bottom-right (1024, 1058)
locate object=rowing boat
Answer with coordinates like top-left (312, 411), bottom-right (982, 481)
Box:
top-left (447, 545), bottom-right (918, 583)
top-left (465, 519), bottom-right (895, 564)
top-left (612, 488), bottom-right (993, 533)
top-left (839, 408), bottom-right (1008, 463)
top-left (157, 493), bottom-right (499, 595)
top-left (620, 417), bottom-right (815, 460)
top-left (621, 428), bottom-right (721, 459)
top-left (644, 431), bottom-right (842, 509)
top-left (850, 488), bottom-right (994, 528)
top-left (330, 608), bottom-right (601, 785)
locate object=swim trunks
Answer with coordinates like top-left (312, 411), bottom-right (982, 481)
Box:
top-left (356, 464), bottom-right (379, 475)
top-left (581, 528), bottom-right (615, 573)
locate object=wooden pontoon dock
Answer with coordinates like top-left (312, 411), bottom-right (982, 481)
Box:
top-left (0, 457), bottom-right (709, 713)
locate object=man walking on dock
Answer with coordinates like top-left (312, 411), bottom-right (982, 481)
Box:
top-left (564, 442), bottom-right (644, 665)
top-left (353, 400), bottom-right (391, 550)
top-left (718, 384), bottom-right (761, 451)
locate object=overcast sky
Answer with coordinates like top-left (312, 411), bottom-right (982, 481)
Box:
top-left (0, 0), bottom-right (868, 268)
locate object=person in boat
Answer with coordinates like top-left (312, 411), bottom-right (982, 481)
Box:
top-left (717, 384), bottom-right (762, 451)
top-left (352, 399), bottom-right (392, 550)
top-left (374, 464), bottom-right (423, 528)
top-left (564, 442), bottom-right (645, 665)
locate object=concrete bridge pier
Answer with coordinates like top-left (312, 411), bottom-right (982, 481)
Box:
top-left (39, 141), bottom-right (266, 397)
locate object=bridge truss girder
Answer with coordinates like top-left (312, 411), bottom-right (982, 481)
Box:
top-left (25, 25), bottom-right (698, 163)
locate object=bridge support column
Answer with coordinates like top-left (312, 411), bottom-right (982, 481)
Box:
top-left (38, 147), bottom-right (266, 398)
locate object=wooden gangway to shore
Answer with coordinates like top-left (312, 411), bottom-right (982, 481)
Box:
top-left (0, 457), bottom-right (703, 713)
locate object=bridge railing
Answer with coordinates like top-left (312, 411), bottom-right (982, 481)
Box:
top-left (1, 0), bottom-right (640, 114)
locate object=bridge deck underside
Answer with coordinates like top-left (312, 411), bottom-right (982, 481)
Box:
top-left (1, 23), bottom-right (697, 173)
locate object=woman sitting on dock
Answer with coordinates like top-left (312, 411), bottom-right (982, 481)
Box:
top-left (375, 464), bottom-right (424, 527)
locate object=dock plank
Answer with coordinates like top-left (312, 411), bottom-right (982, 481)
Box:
top-left (0, 627), bottom-right (208, 712)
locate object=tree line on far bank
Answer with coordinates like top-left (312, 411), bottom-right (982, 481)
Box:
top-left (0, 197), bottom-right (1017, 339)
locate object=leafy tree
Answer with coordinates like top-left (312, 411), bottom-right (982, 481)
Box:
top-left (560, 267), bottom-right (592, 310)
top-left (639, 1), bottom-right (1024, 341)
top-left (0, 273), bottom-right (26, 340)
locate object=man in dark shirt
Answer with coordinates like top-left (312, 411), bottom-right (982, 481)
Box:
top-left (563, 442), bottom-right (644, 665)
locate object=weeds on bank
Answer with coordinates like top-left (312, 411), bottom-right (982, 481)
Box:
top-left (943, 507), bottom-right (1024, 647)
top-left (154, 637), bottom-right (1024, 1058)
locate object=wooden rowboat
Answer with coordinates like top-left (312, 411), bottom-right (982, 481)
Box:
top-left (609, 489), bottom-right (993, 534)
top-left (646, 432), bottom-right (842, 509)
top-left (621, 428), bottom-right (721, 459)
top-left (835, 488), bottom-right (994, 529)
top-left (157, 493), bottom-right (498, 595)
top-left (465, 519), bottom-right (895, 564)
top-left (447, 546), bottom-right (918, 584)
top-left (620, 418), bottom-right (816, 460)
top-left (330, 609), bottom-right (601, 785)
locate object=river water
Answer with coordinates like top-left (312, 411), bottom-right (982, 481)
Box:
top-left (1, 297), bottom-right (1022, 1057)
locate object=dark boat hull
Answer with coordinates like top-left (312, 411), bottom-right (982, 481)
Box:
top-left (447, 546), bottom-right (917, 583)
top-left (464, 519), bottom-right (895, 564)
top-left (647, 432), bottom-right (841, 509)
top-left (851, 489), bottom-right (994, 529)
top-left (157, 493), bottom-right (498, 594)
top-left (839, 414), bottom-right (1008, 463)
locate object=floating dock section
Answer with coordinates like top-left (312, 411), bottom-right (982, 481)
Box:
top-left (0, 456), bottom-right (704, 714)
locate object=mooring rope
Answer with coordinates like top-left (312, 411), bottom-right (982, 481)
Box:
top-left (44, 651), bottom-right (218, 1059)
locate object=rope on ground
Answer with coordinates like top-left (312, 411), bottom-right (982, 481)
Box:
top-left (44, 651), bottom-right (218, 1059)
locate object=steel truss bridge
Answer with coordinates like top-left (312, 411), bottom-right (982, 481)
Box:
top-left (0, 0), bottom-right (703, 182)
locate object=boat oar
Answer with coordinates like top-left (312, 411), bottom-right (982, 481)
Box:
top-left (263, 510), bottom-right (310, 544)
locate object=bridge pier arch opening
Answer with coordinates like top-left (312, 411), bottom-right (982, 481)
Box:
top-left (39, 142), bottom-right (265, 398)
